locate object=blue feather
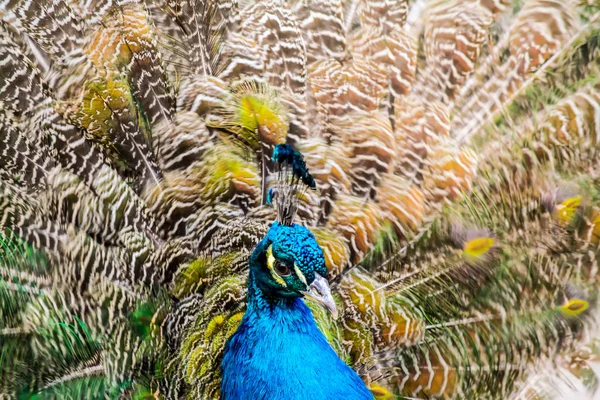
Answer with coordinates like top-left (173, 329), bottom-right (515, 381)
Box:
top-left (221, 283), bottom-right (373, 400)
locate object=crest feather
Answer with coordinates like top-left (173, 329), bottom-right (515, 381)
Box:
top-left (269, 144), bottom-right (316, 226)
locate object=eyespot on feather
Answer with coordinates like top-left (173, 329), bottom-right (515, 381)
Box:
top-left (554, 196), bottom-right (581, 224)
top-left (559, 299), bottom-right (589, 317)
top-left (463, 237), bottom-right (494, 258)
top-left (238, 94), bottom-right (287, 145)
top-left (369, 383), bottom-right (394, 399)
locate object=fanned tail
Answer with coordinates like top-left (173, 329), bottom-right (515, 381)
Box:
top-left (1, 0), bottom-right (600, 399)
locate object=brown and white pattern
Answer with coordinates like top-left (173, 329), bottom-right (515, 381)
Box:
top-left (1, 0), bottom-right (599, 398)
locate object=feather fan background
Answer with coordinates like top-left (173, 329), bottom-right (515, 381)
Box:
top-left (0, 0), bottom-right (600, 398)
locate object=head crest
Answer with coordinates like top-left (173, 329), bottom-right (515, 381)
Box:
top-left (268, 144), bottom-right (316, 226)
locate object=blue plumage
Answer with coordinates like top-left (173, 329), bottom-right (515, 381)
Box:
top-left (221, 223), bottom-right (373, 400)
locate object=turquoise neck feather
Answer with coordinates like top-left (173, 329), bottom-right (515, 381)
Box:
top-left (221, 271), bottom-right (373, 400)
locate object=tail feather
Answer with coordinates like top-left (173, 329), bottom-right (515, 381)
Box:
top-left (0, 110), bottom-right (54, 190)
top-left (452, 0), bottom-right (582, 142)
top-left (291, 0), bottom-right (347, 64)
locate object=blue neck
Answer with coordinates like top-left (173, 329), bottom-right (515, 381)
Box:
top-left (220, 272), bottom-right (373, 400)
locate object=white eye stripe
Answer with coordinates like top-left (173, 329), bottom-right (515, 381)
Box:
top-left (294, 264), bottom-right (307, 286)
top-left (266, 245), bottom-right (287, 287)
top-left (266, 245), bottom-right (276, 269)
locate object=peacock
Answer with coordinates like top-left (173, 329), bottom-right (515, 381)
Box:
top-left (1, 0), bottom-right (600, 398)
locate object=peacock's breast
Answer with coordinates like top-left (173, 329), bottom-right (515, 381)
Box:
top-left (220, 299), bottom-right (373, 400)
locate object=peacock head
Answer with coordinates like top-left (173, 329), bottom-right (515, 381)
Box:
top-left (249, 220), bottom-right (337, 317)
top-left (249, 144), bottom-right (336, 315)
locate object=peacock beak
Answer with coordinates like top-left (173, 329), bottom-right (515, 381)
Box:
top-left (301, 274), bottom-right (338, 320)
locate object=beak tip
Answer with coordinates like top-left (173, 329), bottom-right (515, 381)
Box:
top-left (302, 274), bottom-right (338, 319)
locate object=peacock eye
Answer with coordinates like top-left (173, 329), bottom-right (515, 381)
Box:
top-left (274, 260), bottom-right (292, 277)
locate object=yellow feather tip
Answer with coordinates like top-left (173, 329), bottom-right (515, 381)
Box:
top-left (555, 196), bottom-right (582, 224)
top-left (237, 94), bottom-right (287, 145)
top-left (559, 299), bottom-right (589, 317)
top-left (208, 79), bottom-right (288, 148)
top-left (368, 383), bottom-right (394, 399)
top-left (464, 237), bottom-right (494, 258)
